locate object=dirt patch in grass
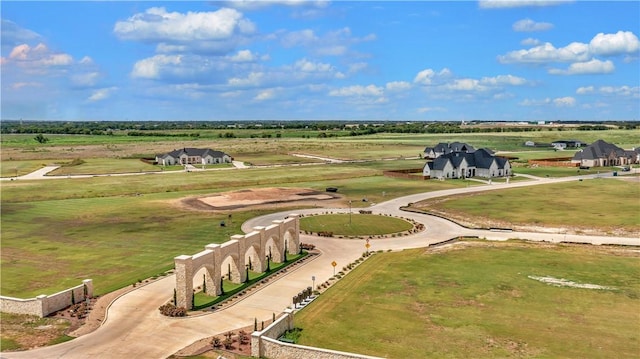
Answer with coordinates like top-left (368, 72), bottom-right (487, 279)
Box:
top-left (175, 187), bottom-right (342, 212)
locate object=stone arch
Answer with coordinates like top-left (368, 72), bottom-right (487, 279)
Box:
top-left (283, 228), bottom-right (299, 256)
top-left (173, 214), bottom-right (300, 310)
top-left (244, 244), bottom-right (263, 273)
top-left (220, 253), bottom-right (241, 283)
top-left (265, 235), bottom-right (283, 264)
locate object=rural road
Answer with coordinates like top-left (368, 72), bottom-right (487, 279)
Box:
top-left (2, 171), bottom-right (639, 359)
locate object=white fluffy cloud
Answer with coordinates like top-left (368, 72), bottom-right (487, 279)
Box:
top-left (414, 69), bottom-right (527, 94)
top-left (513, 19), bottom-right (554, 32)
top-left (228, 72), bottom-right (264, 87)
top-left (554, 96), bottom-right (576, 106)
top-left (131, 55), bottom-right (183, 79)
top-left (71, 72), bottom-right (102, 87)
top-left (228, 49), bottom-right (257, 62)
top-left (114, 7), bottom-right (255, 54)
top-left (479, 0), bottom-right (574, 9)
top-left (521, 38), bottom-right (541, 46)
top-left (385, 81), bottom-right (411, 92)
top-left (280, 27), bottom-right (376, 57)
top-left (88, 87), bottom-right (118, 102)
top-left (219, 0), bottom-right (329, 11)
top-left (329, 84), bottom-right (384, 97)
top-left (520, 96), bottom-right (576, 107)
top-left (577, 85), bottom-right (639, 97)
top-left (589, 31), bottom-right (640, 56)
top-left (294, 58), bottom-right (334, 73)
top-left (576, 86), bottom-right (594, 94)
top-left (480, 74), bottom-right (528, 86)
top-left (413, 68), bottom-right (451, 85)
top-left (254, 88), bottom-right (277, 101)
top-left (499, 30), bottom-right (640, 70)
top-left (498, 41), bottom-right (590, 63)
top-left (6, 43), bottom-right (73, 67)
top-left (548, 59), bottom-right (615, 75)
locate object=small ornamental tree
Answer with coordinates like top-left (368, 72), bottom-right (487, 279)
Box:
top-left (202, 274), bottom-right (206, 294)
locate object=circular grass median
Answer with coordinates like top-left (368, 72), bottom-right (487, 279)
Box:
top-left (300, 213), bottom-right (414, 237)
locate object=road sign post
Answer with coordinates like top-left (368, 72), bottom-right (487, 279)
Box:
top-left (331, 261), bottom-right (337, 276)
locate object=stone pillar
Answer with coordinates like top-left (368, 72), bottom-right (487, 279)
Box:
top-left (36, 294), bottom-right (48, 318)
top-left (205, 244), bottom-right (222, 296)
top-left (251, 330), bottom-right (262, 358)
top-left (232, 235), bottom-right (248, 283)
top-left (272, 220), bottom-right (286, 263)
top-left (286, 214), bottom-right (300, 254)
top-left (254, 226), bottom-right (267, 272)
top-left (174, 255), bottom-right (194, 309)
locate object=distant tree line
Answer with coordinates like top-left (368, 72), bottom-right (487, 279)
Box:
top-left (1, 120), bottom-right (637, 137)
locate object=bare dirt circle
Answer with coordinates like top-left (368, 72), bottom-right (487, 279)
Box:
top-left (175, 187), bottom-right (342, 212)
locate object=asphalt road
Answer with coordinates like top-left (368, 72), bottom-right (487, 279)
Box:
top-left (2, 171), bottom-right (639, 359)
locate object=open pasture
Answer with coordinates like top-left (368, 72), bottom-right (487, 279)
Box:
top-left (413, 178), bottom-right (640, 236)
top-left (0, 166), bottom-right (465, 297)
top-left (1, 128), bottom-right (638, 298)
top-left (294, 242), bottom-right (640, 358)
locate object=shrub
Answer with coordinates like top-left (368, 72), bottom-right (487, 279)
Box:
top-left (158, 303), bottom-right (187, 317)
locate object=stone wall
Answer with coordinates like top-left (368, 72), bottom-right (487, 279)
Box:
top-left (0, 279), bottom-right (93, 318)
top-left (251, 309), bottom-right (382, 359)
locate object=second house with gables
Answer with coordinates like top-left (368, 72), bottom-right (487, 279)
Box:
top-left (422, 144), bottom-right (511, 179)
top-left (155, 148), bottom-right (232, 166)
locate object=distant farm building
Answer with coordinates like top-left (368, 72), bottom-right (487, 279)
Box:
top-left (571, 139), bottom-right (638, 167)
top-left (156, 148), bottom-right (232, 166)
top-left (551, 140), bottom-right (586, 150)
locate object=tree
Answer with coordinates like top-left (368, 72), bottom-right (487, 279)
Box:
top-left (34, 134), bottom-right (49, 144)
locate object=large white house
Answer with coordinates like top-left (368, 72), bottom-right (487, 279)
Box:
top-left (155, 148), bottom-right (232, 166)
top-left (422, 146), bottom-right (511, 179)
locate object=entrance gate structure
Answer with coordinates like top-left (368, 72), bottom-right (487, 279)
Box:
top-left (174, 214), bottom-right (300, 309)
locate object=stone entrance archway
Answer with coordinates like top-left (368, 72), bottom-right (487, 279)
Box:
top-left (174, 214), bottom-right (300, 309)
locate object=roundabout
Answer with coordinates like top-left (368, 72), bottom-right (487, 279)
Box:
top-left (299, 213), bottom-right (420, 238)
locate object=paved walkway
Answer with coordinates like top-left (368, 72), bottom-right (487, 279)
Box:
top-left (3, 172), bottom-right (639, 359)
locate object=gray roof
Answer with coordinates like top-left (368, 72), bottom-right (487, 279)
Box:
top-left (160, 148), bottom-right (229, 158)
top-left (432, 148), bottom-right (507, 170)
top-left (426, 142), bottom-right (475, 154)
top-left (571, 139), bottom-right (626, 161)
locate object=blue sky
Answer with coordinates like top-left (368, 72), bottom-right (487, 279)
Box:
top-left (1, 1), bottom-right (639, 122)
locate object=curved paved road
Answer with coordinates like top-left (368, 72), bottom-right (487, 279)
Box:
top-left (3, 172), bottom-right (638, 359)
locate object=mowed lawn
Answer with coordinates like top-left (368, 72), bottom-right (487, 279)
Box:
top-left (0, 194), bottom-right (254, 297)
top-left (295, 243), bottom-right (640, 358)
top-left (300, 214), bottom-right (414, 236)
top-left (413, 179), bottom-right (640, 233)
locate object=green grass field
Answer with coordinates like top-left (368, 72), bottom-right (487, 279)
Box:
top-left (300, 214), bottom-right (413, 236)
top-left (0, 167), bottom-right (465, 297)
top-left (294, 242), bottom-right (640, 358)
top-left (1, 128), bottom-right (638, 298)
top-left (414, 179), bottom-right (640, 234)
